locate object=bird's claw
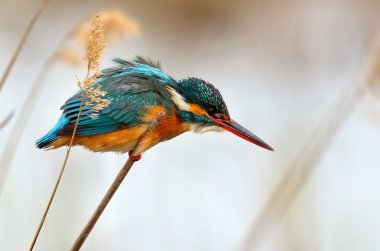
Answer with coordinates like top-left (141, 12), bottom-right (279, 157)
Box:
top-left (128, 150), bottom-right (142, 161)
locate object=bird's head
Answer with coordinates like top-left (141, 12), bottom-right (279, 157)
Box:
top-left (167, 78), bottom-right (273, 151)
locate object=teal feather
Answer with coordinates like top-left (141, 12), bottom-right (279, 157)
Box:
top-left (36, 116), bottom-right (69, 148)
top-left (37, 56), bottom-right (177, 144)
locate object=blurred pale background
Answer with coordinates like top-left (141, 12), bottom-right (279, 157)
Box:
top-left (0, 0), bottom-right (380, 250)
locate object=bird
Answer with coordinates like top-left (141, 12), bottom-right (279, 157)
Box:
top-left (36, 57), bottom-right (273, 160)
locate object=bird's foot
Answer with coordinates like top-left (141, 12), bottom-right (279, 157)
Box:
top-left (128, 150), bottom-right (142, 161)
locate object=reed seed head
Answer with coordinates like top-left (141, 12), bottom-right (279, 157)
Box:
top-left (76, 13), bottom-right (110, 118)
top-left (85, 13), bottom-right (105, 76)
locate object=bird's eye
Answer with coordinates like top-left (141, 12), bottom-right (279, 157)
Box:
top-left (207, 106), bottom-right (224, 119)
top-left (207, 106), bottom-right (215, 115)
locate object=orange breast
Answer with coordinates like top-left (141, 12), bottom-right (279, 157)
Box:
top-left (135, 106), bottom-right (189, 154)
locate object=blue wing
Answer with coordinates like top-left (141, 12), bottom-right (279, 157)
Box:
top-left (36, 57), bottom-right (177, 148)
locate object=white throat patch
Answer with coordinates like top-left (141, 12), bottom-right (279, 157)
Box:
top-left (166, 86), bottom-right (190, 111)
top-left (189, 124), bottom-right (224, 134)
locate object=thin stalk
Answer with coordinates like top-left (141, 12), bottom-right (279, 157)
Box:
top-left (29, 13), bottom-right (105, 249)
top-left (71, 112), bottom-right (165, 250)
top-left (29, 92), bottom-right (86, 251)
top-left (29, 55), bottom-right (93, 249)
top-left (71, 158), bottom-right (134, 251)
top-left (0, 0), bottom-right (49, 92)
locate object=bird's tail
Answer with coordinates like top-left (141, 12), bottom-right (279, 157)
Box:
top-left (36, 116), bottom-right (68, 149)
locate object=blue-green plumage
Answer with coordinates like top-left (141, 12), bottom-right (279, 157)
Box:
top-left (36, 56), bottom-right (273, 152)
top-left (36, 116), bottom-right (69, 148)
top-left (36, 57), bottom-right (177, 148)
top-left (178, 78), bottom-right (229, 116)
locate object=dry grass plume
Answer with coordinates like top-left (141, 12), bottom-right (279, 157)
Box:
top-left (30, 13), bottom-right (106, 250)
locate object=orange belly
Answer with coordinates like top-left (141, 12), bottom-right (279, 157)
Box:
top-left (49, 106), bottom-right (189, 153)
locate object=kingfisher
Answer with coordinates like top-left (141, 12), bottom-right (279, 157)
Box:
top-left (36, 57), bottom-right (273, 160)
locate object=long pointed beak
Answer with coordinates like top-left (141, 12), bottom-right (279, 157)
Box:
top-left (211, 118), bottom-right (274, 151)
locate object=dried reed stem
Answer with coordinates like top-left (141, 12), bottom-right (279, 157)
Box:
top-left (29, 14), bottom-right (105, 250)
top-left (239, 36), bottom-right (380, 250)
top-left (28, 93), bottom-right (86, 251)
top-left (0, 0), bottom-right (49, 92)
top-left (71, 111), bottom-right (165, 250)
top-left (71, 158), bottom-right (135, 251)
top-left (0, 111), bottom-right (15, 130)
